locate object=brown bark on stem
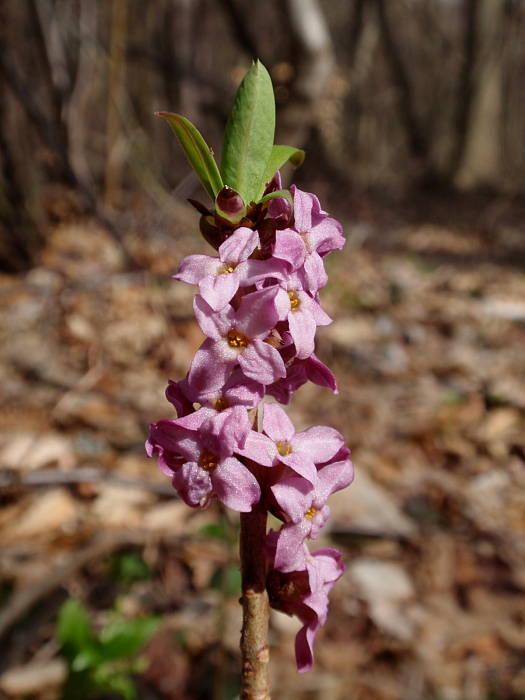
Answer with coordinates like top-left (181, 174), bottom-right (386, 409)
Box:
top-left (240, 504), bottom-right (271, 700)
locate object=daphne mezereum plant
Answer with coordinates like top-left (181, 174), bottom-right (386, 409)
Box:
top-left (146, 61), bottom-right (353, 699)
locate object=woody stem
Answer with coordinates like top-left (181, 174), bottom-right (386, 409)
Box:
top-left (239, 503), bottom-right (271, 700)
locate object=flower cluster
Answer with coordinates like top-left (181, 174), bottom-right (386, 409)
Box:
top-left (147, 180), bottom-right (353, 671)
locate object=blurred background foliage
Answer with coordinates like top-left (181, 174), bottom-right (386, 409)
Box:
top-left (1, 0), bottom-right (525, 270)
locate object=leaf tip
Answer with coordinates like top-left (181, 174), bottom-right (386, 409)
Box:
top-left (290, 149), bottom-right (306, 168)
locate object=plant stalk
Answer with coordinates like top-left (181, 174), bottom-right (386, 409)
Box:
top-left (239, 504), bottom-right (271, 699)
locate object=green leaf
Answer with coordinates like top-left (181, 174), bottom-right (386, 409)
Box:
top-left (110, 551), bottom-right (151, 583)
top-left (57, 599), bottom-right (94, 656)
top-left (259, 189), bottom-right (293, 207)
top-left (71, 647), bottom-right (105, 672)
top-left (98, 616), bottom-right (160, 660)
top-left (260, 145), bottom-right (305, 194)
top-left (199, 522), bottom-right (228, 540)
top-left (222, 566), bottom-right (242, 597)
top-left (92, 668), bottom-right (137, 700)
top-left (157, 112), bottom-right (223, 199)
top-left (210, 565), bottom-right (242, 597)
top-left (105, 674), bottom-right (137, 700)
top-left (221, 60), bottom-right (275, 205)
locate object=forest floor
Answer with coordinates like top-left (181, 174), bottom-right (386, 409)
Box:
top-left (1, 189), bottom-right (525, 700)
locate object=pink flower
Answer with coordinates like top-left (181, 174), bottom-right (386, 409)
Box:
top-left (146, 406), bottom-right (260, 511)
top-left (274, 272), bottom-right (332, 359)
top-left (175, 226), bottom-right (287, 311)
top-left (266, 352), bottom-right (338, 404)
top-left (188, 287), bottom-right (286, 389)
top-left (269, 447), bottom-right (353, 571)
top-left (273, 186), bottom-right (345, 293)
top-left (267, 543), bottom-right (345, 672)
top-left (262, 403), bottom-right (345, 483)
top-left (166, 369), bottom-right (264, 417)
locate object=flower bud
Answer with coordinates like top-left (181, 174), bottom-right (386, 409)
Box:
top-left (215, 186), bottom-right (247, 225)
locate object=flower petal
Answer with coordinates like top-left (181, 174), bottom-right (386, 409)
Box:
top-left (187, 338), bottom-right (238, 394)
top-left (193, 295), bottom-right (233, 339)
top-left (235, 431), bottom-right (277, 466)
top-left (273, 230), bottom-right (305, 269)
top-left (305, 354), bottom-right (338, 392)
top-left (273, 522), bottom-right (310, 572)
top-left (174, 255), bottom-right (221, 285)
top-left (219, 226), bottom-right (259, 263)
top-left (262, 403), bottom-right (295, 442)
top-left (288, 306), bottom-right (316, 359)
top-left (295, 624), bottom-right (317, 674)
top-left (172, 461), bottom-right (212, 507)
top-left (199, 271), bottom-right (240, 311)
top-left (316, 452), bottom-right (354, 501)
top-left (172, 407), bottom-right (216, 430)
top-left (209, 405), bottom-right (251, 456)
top-left (271, 476), bottom-right (312, 523)
top-left (223, 371), bottom-right (265, 408)
top-left (238, 341), bottom-right (286, 385)
top-left (280, 451), bottom-right (318, 485)
top-left (165, 379), bottom-right (194, 417)
top-left (239, 258), bottom-right (288, 286)
top-left (301, 251), bottom-right (327, 292)
top-left (307, 217), bottom-right (344, 255)
top-left (148, 419), bottom-right (200, 462)
top-left (292, 426), bottom-right (344, 464)
top-left (291, 186), bottom-right (314, 233)
top-left (212, 457), bottom-right (260, 511)
top-left (235, 287), bottom-right (281, 340)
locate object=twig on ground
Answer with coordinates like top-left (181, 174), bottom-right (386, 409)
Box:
top-left (0, 466), bottom-right (175, 497)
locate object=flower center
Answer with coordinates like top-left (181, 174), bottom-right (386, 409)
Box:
top-left (227, 329), bottom-right (249, 348)
top-left (276, 441), bottom-right (292, 456)
top-left (213, 397), bottom-right (229, 412)
top-left (199, 450), bottom-right (218, 472)
top-left (219, 262), bottom-right (236, 275)
top-left (304, 506), bottom-right (317, 519)
top-left (288, 290), bottom-right (300, 311)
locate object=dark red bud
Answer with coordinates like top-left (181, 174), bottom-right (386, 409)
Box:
top-left (215, 186), bottom-right (247, 224)
top-left (216, 186), bottom-right (245, 215)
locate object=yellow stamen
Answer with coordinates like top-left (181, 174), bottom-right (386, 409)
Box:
top-left (213, 397), bottom-right (229, 412)
top-left (227, 329), bottom-right (249, 348)
top-left (304, 506), bottom-right (317, 519)
top-left (288, 290), bottom-right (300, 311)
top-left (276, 441), bottom-right (292, 456)
top-left (199, 450), bottom-right (218, 472)
top-left (219, 263), bottom-right (236, 275)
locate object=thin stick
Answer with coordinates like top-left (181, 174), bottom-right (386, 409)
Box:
top-left (0, 466), bottom-right (175, 496)
top-left (239, 504), bottom-right (271, 700)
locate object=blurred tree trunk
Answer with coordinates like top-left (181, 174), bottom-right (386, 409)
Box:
top-left (277, 0), bottom-right (335, 147)
top-left (0, 72), bottom-right (43, 272)
top-left (448, 0), bottom-right (477, 179)
top-left (454, 0), bottom-right (506, 189)
top-left (104, 0), bottom-right (129, 207)
top-left (0, 1), bottom-right (85, 270)
top-left (67, 0), bottom-right (99, 189)
top-left (25, 0), bottom-right (78, 187)
top-left (374, 0), bottom-right (430, 176)
top-left (218, 0), bottom-right (259, 60)
top-left (349, 0), bottom-right (366, 69)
